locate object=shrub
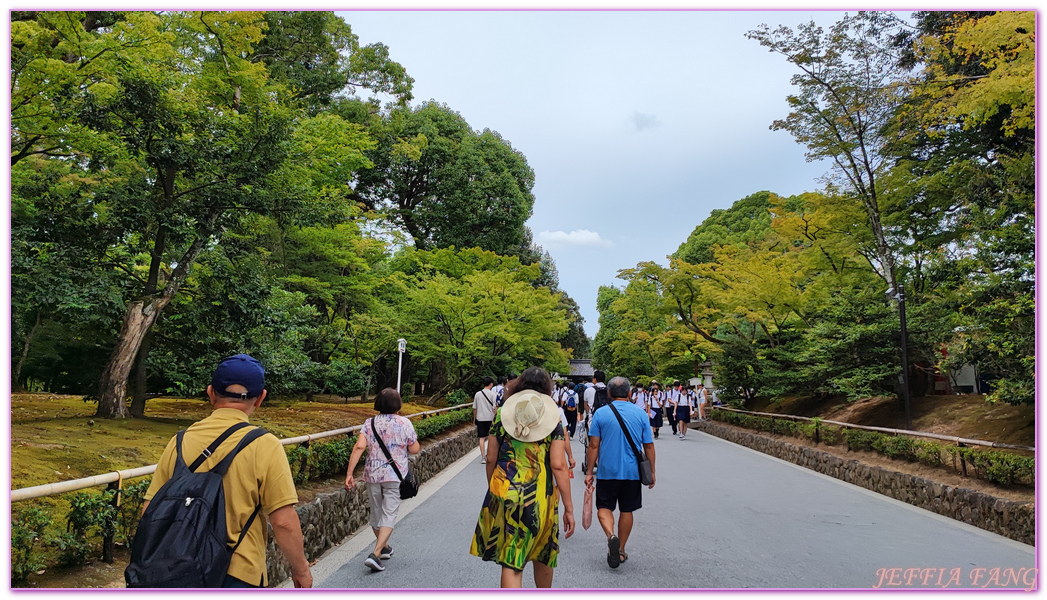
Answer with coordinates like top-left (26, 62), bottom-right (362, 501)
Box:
top-left (118, 479), bottom-right (151, 548)
top-left (400, 384), bottom-right (413, 403)
top-left (872, 435), bottom-right (917, 462)
top-left (961, 449), bottom-right (1035, 486)
top-left (49, 490), bottom-right (117, 566)
top-left (445, 389), bottom-right (469, 406)
top-left (914, 441), bottom-right (945, 467)
top-left (12, 506), bottom-right (51, 582)
top-left (844, 428), bottom-right (879, 452)
top-left (820, 426), bottom-right (841, 446)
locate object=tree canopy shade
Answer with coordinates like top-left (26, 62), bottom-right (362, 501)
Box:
top-left (10, 11), bottom-right (403, 417)
top-left (351, 102), bottom-right (536, 255)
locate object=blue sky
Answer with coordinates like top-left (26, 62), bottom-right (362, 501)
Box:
top-left (338, 9), bottom-right (850, 336)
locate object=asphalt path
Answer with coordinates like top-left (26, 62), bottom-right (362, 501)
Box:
top-left (293, 429), bottom-right (1035, 590)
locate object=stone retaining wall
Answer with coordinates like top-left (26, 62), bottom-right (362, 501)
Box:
top-left (694, 421), bottom-right (1034, 546)
top-left (265, 426), bottom-right (477, 585)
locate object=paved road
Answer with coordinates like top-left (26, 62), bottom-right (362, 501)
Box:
top-left (293, 430), bottom-right (1035, 590)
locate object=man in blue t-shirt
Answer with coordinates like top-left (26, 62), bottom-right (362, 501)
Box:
top-left (584, 376), bottom-right (656, 570)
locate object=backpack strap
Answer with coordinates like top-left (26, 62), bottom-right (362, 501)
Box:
top-left (178, 421), bottom-right (254, 473)
top-left (209, 426), bottom-right (269, 476)
top-left (370, 417), bottom-right (406, 482)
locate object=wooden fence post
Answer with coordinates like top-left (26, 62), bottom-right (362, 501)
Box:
top-left (958, 442), bottom-right (968, 477)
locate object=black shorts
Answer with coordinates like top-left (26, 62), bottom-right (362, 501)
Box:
top-left (476, 420), bottom-right (492, 438)
top-left (595, 478), bottom-right (642, 513)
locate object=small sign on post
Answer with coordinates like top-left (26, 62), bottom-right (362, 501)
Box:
top-left (397, 338), bottom-right (407, 395)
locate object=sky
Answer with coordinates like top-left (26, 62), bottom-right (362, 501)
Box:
top-left (337, 8), bottom-right (850, 337)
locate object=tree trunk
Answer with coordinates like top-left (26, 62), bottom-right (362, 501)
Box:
top-left (95, 300), bottom-right (162, 418)
top-left (128, 329), bottom-right (154, 418)
top-left (14, 311), bottom-right (41, 390)
top-left (95, 230), bottom-right (212, 418)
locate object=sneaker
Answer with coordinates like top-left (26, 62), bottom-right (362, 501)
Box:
top-left (379, 545), bottom-right (393, 560)
top-left (364, 553), bottom-right (385, 572)
top-left (480, 455), bottom-right (486, 464)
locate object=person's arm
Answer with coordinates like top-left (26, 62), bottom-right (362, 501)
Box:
top-left (344, 434), bottom-right (368, 490)
top-left (485, 435), bottom-right (498, 483)
top-left (549, 439), bottom-right (575, 539)
top-left (584, 435), bottom-right (600, 488)
top-left (564, 435), bottom-right (575, 470)
top-left (269, 504), bottom-right (313, 588)
top-left (642, 441), bottom-right (656, 489)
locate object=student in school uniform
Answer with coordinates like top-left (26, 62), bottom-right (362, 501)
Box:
top-left (647, 382), bottom-right (664, 439)
top-left (672, 384), bottom-right (695, 439)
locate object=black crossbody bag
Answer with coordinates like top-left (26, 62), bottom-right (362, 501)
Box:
top-left (370, 417), bottom-right (420, 499)
top-left (607, 402), bottom-right (654, 486)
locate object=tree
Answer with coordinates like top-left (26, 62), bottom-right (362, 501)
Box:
top-left (11, 11), bottom-right (382, 417)
top-left (352, 102), bottom-right (536, 255)
top-left (397, 249), bottom-right (569, 398)
top-left (747, 13), bottom-right (908, 292)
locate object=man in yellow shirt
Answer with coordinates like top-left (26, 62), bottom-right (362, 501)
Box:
top-left (142, 354), bottom-right (312, 588)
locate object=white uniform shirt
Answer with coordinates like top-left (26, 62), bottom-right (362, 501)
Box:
top-left (632, 389), bottom-right (647, 411)
top-left (649, 390), bottom-right (664, 408)
top-left (583, 382), bottom-right (601, 411)
top-left (666, 387), bottom-right (681, 408)
top-left (677, 389), bottom-right (695, 408)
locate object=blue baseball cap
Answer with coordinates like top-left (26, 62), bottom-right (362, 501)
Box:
top-left (211, 354), bottom-right (265, 400)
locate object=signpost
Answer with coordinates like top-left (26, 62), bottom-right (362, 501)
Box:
top-left (397, 338), bottom-right (407, 394)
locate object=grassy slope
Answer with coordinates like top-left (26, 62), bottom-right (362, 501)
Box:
top-left (12, 394), bottom-right (440, 492)
top-left (747, 393), bottom-right (1034, 448)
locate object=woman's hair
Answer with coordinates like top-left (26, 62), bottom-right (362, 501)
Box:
top-left (373, 387), bottom-right (403, 414)
top-left (504, 366), bottom-right (553, 397)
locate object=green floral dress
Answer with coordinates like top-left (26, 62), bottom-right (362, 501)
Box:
top-left (470, 411), bottom-right (565, 570)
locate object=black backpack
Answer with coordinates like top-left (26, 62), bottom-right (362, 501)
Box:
top-left (593, 386), bottom-right (610, 411)
top-left (125, 422), bottom-right (268, 588)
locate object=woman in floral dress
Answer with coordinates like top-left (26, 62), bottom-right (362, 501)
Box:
top-left (470, 367), bottom-right (575, 588)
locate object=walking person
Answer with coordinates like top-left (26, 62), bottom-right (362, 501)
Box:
top-left (584, 376), bottom-right (656, 569)
top-left (473, 376), bottom-right (498, 463)
top-left (559, 381), bottom-right (579, 438)
top-left (663, 381), bottom-right (680, 436)
top-left (470, 367), bottom-right (575, 588)
top-left (695, 382), bottom-right (709, 420)
top-left (673, 385), bottom-right (695, 439)
top-left (130, 354), bottom-right (312, 588)
top-left (344, 388), bottom-right (421, 572)
top-left (632, 382), bottom-right (647, 412)
top-left (648, 383), bottom-right (664, 439)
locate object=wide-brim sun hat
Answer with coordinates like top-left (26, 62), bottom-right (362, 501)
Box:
top-left (500, 390), bottom-right (561, 442)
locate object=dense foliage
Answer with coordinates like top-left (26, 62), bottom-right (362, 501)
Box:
top-left (11, 11), bottom-right (587, 412)
top-left (594, 12), bottom-right (1033, 407)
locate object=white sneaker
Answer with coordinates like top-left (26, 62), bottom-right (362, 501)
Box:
top-left (480, 456), bottom-right (487, 464)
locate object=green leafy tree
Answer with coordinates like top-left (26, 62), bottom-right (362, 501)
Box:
top-left (352, 102), bottom-right (536, 255)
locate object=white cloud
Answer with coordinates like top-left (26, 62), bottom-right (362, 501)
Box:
top-left (630, 111), bottom-right (661, 131)
top-left (535, 229), bottom-right (613, 248)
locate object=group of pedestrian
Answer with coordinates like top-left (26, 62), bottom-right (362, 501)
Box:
top-left (127, 354), bottom-right (671, 589)
top-left (632, 379), bottom-right (710, 439)
top-left (469, 366), bottom-right (658, 587)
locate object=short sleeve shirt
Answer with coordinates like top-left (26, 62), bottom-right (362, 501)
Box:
top-left (588, 401), bottom-right (654, 480)
top-left (473, 388), bottom-right (497, 421)
top-left (363, 414), bottom-right (418, 483)
top-left (145, 408), bottom-right (297, 586)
